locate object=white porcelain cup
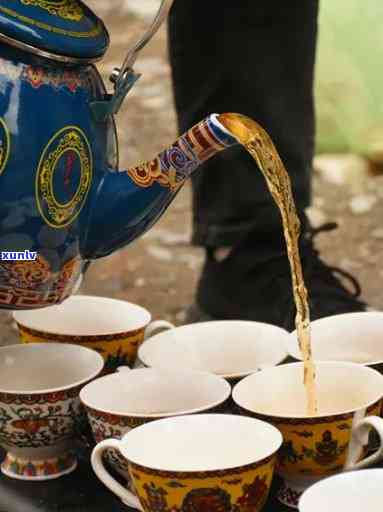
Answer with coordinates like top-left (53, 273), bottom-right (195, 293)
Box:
top-left (138, 320), bottom-right (288, 381)
top-left (80, 368), bottom-right (231, 479)
top-left (0, 343), bottom-right (103, 481)
top-left (91, 414), bottom-right (283, 510)
top-left (13, 295), bottom-right (173, 372)
top-left (233, 362), bottom-right (383, 508)
top-left (287, 312), bottom-right (383, 371)
top-left (299, 469), bottom-right (383, 511)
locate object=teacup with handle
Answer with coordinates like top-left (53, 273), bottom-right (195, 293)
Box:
top-left (91, 414), bottom-right (283, 511)
top-left (13, 295), bottom-right (173, 372)
top-left (233, 361), bottom-right (383, 508)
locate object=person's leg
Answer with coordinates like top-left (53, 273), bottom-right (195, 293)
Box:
top-left (168, 1), bottom-right (315, 247)
top-left (168, 0), bottom-right (367, 327)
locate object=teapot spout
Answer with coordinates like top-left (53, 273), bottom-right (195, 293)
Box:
top-left (83, 115), bottom-right (238, 259)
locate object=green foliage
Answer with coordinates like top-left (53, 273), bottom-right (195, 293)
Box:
top-left (315, 0), bottom-right (383, 155)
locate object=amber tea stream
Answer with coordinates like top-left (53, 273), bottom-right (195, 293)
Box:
top-left (219, 113), bottom-right (318, 416)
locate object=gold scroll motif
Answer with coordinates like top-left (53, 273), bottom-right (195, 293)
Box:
top-left (20, 0), bottom-right (83, 22)
top-left (0, 5), bottom-right (101, 37)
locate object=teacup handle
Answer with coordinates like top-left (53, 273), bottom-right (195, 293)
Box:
top-left (91, 439), bottom-right (143, 511)
top-left (144, 320), bottom-right (175, 340)
top-left (345, 415), bottom-right (383, 470)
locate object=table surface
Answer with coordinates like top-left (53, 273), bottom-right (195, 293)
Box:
top-left (0, 444), bottom-right (290, 512)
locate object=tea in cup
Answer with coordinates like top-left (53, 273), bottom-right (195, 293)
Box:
top-left (299, 468), bottom-right (383, 511)
top-left (287, 312), bottom-right (383, 372)
top-left (138, 320), bottom-right (288, 382)
top-left (80, 368), bottom-right (231, 478)
top-left (91, 414), bottom-right (283, 511)
top-left (233, 362), bottom-right (383, 508)
top-left (288, 312), bottom-right (383, 452)
top-left (13, 295), bottom-right (173, 372)
top-left (0, 343), bottom-right (103, 480)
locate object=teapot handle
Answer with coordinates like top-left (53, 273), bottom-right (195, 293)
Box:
top-left (113, 0), bottom-right (175, 85)
top-left (91, 0), bottom-right (175, 121)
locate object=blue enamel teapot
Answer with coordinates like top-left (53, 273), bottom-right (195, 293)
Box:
top-left (0, 0), bottom-right (239, 310)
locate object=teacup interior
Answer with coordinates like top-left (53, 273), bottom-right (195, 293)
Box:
top-left (0, 344), bottom-right (103, 392)
top-left (289, 312), bottom-right (383, 364)
top-left (233, 362), bottom-right (383, 417)
top-left (81, 370), bottom-right (230, 415)
top-left (299, 469), bottom-right (383, 511)
top-left (13, 295), bottom-right (151, 335)
top-left (121, 414), bottom-right (282, 471)
top-left (139, 321), bottom-right (288, 377)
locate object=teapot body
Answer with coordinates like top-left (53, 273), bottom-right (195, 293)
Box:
top-left (0, 45), bottom-right (117, 309)
top-left (0, 0), bottom-right (242, 311)
top-left (0, 24), bottom-right (239, 310)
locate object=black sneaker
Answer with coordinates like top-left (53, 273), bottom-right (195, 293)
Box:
top-left (187, 221), bottom-right (368, 331)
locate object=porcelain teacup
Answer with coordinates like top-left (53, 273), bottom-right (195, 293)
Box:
top-left (287, 312), bottom-right (383, 373)
top-left (138, 320), bottom-right (288, 382)
top-left (80, 368), bottom-right (231, 479)
top-left (0, 343), bottom-right (103, 480)
top-left (232, 362), bottom-right (383, 508)
top-left (91, 414), bottom-right (283, 511)
top-left (299, 468), bottom-right (383, 511)
top-left (13, 295), bottom-right (172, 372)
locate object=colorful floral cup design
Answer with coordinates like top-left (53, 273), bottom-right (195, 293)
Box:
top-left (0, 343), bottom-right (103, 480)
top-left (233, 362), bottom-right (383, 509)
top-left (91, 414), bottom-right (283, 511)
top-left (299, 468), bottom-right (383, 511)
top-left (13, 295), bottom-right (173, 373)
top-left (138, 320), bottom-right (288, 383)
top-left (80, 368), bottom-right (231, 480)
top-left (288, 312), bottom-right (383, 452)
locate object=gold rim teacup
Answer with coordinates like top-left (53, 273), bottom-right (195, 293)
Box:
top-left (0, 343), bottom-right (103, 481)
top-left (13, 295), bottom-right (173, 373)
top-left (91, 414), bottom-right (283, 511)
top-left (232, 361), bottom-right (383, 509)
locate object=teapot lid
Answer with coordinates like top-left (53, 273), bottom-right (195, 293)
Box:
top-left (0, 0), bottom-right (109, 63)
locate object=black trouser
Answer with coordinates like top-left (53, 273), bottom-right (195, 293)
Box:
top-left (168, 1), bottom-right (319, 247)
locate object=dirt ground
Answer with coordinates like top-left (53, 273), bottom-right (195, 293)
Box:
top-left (1, 4), bottom-right (383, 344)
